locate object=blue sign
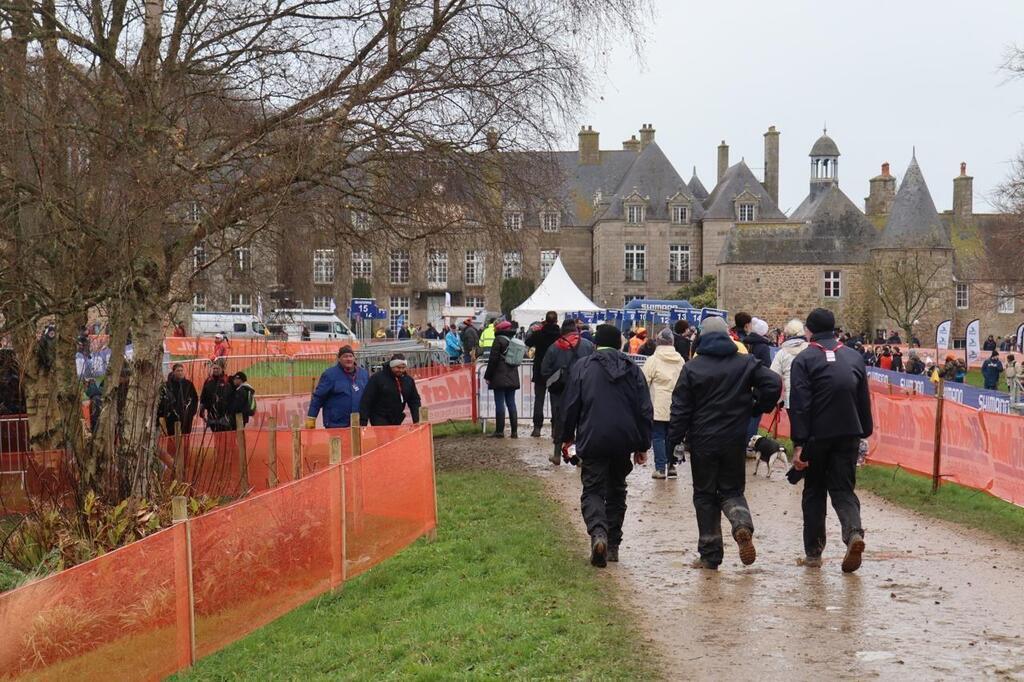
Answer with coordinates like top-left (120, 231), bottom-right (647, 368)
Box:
top-left (866, 367), bottom-right (1015, 414)
top-left (349, 298), bottom-right (376, 317)
top-left (700, 307), bottom-right (728, 322)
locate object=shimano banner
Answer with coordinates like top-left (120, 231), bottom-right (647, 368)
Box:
top-left (936, 319), bottom-right (951, 351)
top-left (865, 366), bottom-right (1014, 414)
top-left (965, 319), bottom-right (981, 366)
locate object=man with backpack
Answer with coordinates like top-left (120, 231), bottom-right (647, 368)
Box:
top-left (541, 319), bottom-right (595, 465)
top-left (226, 371), bottom-right (257, 429)
top-left (483, 320), bottom-right (523, 437)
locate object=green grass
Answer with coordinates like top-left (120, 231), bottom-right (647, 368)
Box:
top-left (858, 465), bottom-right (1024, 546)
top-left (429, 421), bottom-right (480, 438)
top-left (180, 470), bottom-right (656, 680)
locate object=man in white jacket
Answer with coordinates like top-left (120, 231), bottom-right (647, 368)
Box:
top-left (642, 328), bottom-right (685, 478)
top-left (770, 319), bottom-right (809, 415)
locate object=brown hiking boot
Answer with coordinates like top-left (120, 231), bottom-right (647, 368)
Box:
top-left (799, 556), bottom-right (822, 568)
top-left (734, 527), bottom-right (756, 566)
top-left (842, 533), bottom-right (865, 573)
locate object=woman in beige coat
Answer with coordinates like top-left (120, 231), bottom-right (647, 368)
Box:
top-left (642, 328), bottom-right (685, 478)
top-left (769, 319), bottom-right (809, 414)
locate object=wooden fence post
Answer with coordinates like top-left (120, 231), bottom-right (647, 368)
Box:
top-left (235, 413), bottom-right (249, 492)
top-left (173, 421), bottom-right (184, 482)
top-left (329, 436), bottom-right (346, 588)
top-left (290, 414), bottom-right (302, 480)
top-left (932, 379), bottom-right (945, 493)
top-left (350, 412), bottom-right (362, 457)
top-left (171, 496), bottom-right (196, 668)
top-left (267, 416), bottom-right (279, 488)
top-left (420, 406), bottom-right (430, 424)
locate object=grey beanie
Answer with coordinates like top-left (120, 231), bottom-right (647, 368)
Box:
top-left (700, 317), bottom-right (729, 335)
top-left (656, 328), bottom-right (675, 346)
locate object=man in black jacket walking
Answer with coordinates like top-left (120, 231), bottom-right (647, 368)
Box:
top-left (562, 324), bottom-right (652, 568)
top-left (670, 316), bottom-right (781, 570)
top-left (359, 354), bottom-right (422, 426)
top-left (790, 308), bottom-right (873, 573)
top-left (525, 311), bottom-right (561, 438)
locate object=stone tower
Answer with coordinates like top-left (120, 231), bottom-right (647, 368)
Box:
top-left (953, 162), bottom-right (973, 219)
top-left (808, 129), bottom-right (839, 200)
top-left (763, 125), bottom-right (780, 206)
top-left (639, 123), bottom-right (656, 150)
top-left (865, 162), bottom-right (897, 218)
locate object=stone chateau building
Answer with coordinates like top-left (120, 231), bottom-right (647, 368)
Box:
top-left (189, 124), bottom-right (1022, 344)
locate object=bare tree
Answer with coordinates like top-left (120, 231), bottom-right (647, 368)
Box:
top-left (870, 251), bottom-right (950, 343)
top-left (0, 0), bottom-right (649, 502)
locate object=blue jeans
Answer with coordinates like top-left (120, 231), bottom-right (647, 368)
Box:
top-left (493, 387), bottom-right (518, 434)
top-left (651, 421), bottom-right (677, 472)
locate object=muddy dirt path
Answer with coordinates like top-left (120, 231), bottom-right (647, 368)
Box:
top-left (437, 433), bottom-right (1024, 680)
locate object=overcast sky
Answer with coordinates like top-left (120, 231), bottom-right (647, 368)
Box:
top-left (568, 0), bottom-right (1024, 214)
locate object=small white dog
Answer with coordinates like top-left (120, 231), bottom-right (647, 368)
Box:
top-left (748, 434), bottom-right (790, 479)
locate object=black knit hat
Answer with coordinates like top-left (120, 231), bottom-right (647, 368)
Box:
top-left (594, 324), bottom-right (622, 349)
top-left (805, 308), bottom-right (835, 334)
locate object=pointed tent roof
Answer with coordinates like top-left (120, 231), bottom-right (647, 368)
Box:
top-left (877, 155), bottom-right (951, 249)
top-left (721, 184), bottom-right (876, 264)
top-left (688, 167), bottom-right (709, 201)
top-left (606, 142), bottom-right (704, 221)
top-left (703, 161), bottom-right (787, 221)
top-left (511, 256), bottom-right (601, 324)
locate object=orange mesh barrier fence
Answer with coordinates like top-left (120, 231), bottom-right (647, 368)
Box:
top-left (345, 425), bottom-right (437, 580)
top-left (0, 524), bottom-right (189, 679)
top-left (981, 411), bottom-right (1024, 506)
top-left (190, 467), bottom-right (339, 659)
top-left (411, 366), bottom-right (475, 423)
top-left (866, 393), bottom-right (937, 475)
top-left (0, 424), bottom-right (437, 679)
top-left (939, 400), bottom-right (995, 494)
top-left (166, 337), bottom-right (358, 358)
top-left (758, 407), bottom-right (791, 439)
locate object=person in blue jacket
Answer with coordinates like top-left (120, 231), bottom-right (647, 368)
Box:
top-left (981, 350), bottom-right (1004, 391)
top-left (305, 345), bottom-right (369, 428)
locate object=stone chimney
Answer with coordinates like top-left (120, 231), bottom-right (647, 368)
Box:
top-left (639, 123), bottom-right (656, 150)
top-left (622, 135), bottom-right (640, 152)
top-left (763, 125), bottom-right (780, 205)
top-left (578, 125), bottom-right (600, 165)
top-left (717, 140), bottom-right (729, 183)
top-left (953, 162), bottom-right (973, 218)
top-left (865, 162), bottom-right (896, 217)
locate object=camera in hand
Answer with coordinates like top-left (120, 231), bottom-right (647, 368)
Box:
top-left (786, 465), bottom-right (806, 485)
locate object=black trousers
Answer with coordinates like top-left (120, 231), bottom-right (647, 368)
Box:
top-left (532, 381), bottom-right (547, 430)
top-left (802, 437), bottom-right (863, 557)
top-left (579, 452), bottom-right (633, 547)
top-left (690, 441), bottom-right (753, 566)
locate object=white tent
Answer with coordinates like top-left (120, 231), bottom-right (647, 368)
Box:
top-left (512, 256), bottom-right (602, 324)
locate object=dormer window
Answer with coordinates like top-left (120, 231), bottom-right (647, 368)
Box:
top-left (541, 211), bottom-right (560, 232)
top-left (737, 203), bottom-right (756, 222)
top-left (504, 211), bottom-right (523, 231)
top-left (671, 204), bottom-right (689, 224)
top-left (626, 204), bottom-right (645, 225)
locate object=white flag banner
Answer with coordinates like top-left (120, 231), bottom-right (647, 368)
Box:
top-left (965, 319), bottom-right (981, 365)
top-left (935, 319), bottom-right (952, 351)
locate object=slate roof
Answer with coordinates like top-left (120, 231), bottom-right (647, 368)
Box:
top-left (549, 149), bottom-right (638, 225)
top-left (720, 184), bottom-right (876, 265)
top-left (810, 133), bottom-right (840, 157)
top-left (605, 142), bottom-right (704, 221)
top-left (687, 167), bottom-right (709, 201)
top-left (877, 155), bottom-right (951, 249)
top-left (702, 161), bottom-right (788, 221)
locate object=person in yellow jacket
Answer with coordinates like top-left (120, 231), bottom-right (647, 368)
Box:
top-left (478, 319), bottom-right (497, 354)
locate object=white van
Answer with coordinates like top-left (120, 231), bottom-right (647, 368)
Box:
top-left (265, 309), bottom-right (357, 342)
top-left (191, 312), bottom-right (267, 338)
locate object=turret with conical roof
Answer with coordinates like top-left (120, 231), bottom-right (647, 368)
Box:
top-left (688, 166), bottom-right (709, 202)
top-left (809, 128), bottom-right (840, 200)
top-left (877, 154), bottom-right (951, 249)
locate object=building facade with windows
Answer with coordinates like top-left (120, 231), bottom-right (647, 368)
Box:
top-left (184, 125), bottom-right (1023, 342)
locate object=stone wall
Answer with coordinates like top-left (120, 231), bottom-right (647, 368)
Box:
top-left (593, 218), bottom-right (701, 308)
top-left (718, 262), bottom-right (871, 332)
top-left (950, 279), bottom-right (1024, 345)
